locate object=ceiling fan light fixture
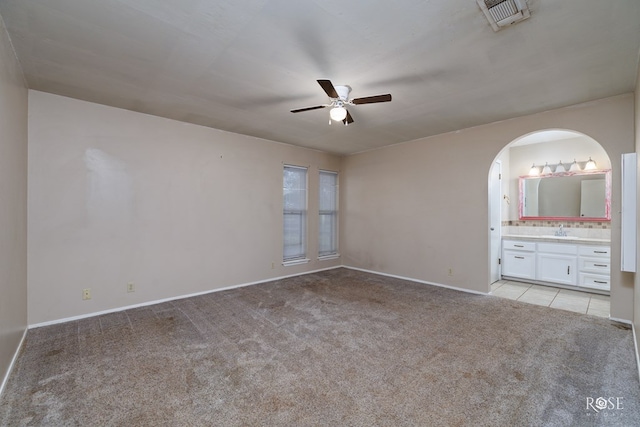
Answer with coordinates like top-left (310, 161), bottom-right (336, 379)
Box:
top-left (329, 106), bottom-right (347, 122)
top-left (291, 80), bottom-right (392, 126)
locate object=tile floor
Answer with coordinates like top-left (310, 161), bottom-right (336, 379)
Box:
top-left (491, 280), bottom-right (609, 318)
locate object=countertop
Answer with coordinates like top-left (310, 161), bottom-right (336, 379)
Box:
top-left (502, 234), bottom-right (610, 245)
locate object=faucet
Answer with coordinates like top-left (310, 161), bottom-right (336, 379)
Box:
top-left (555, 224), bottom-right (567, 237)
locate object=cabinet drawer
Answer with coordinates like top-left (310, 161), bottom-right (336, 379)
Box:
top-left (503, 240), bottom-right (535, 251)
top-left (579, 273), bottom-right (610, 291)
top-left (502, 250), bottom-right (535, 279)
top-left (537, 242), bottom-right (578, 255)
top-left (579, 257), bottom-right (610, 274)
top-left (578, 245), bottom-right (611, 258)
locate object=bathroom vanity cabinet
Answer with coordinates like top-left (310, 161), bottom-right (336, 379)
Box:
top-left (502, 240), bottom-right (536, 280)
top-left (502, 238), bottom-right (610, 292)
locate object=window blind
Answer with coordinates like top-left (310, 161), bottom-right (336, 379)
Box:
top-left (319, 170), bottom-right (338, 257)
top-left (283, 165), bottom-right (307, 261)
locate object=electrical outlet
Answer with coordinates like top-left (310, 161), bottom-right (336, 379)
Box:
top-left (82, 288), bottom-right (91, 300)
top-left (448, 268), bottom-right (453, 276)
top-left (127, 282), bottom-right (135, 293)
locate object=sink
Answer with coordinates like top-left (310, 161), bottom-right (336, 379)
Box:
top-left (540, 235), bottom-right (577, 239)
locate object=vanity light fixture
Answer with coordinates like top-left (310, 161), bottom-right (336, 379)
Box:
top-left (554, 161), bottom-right (565, 173)
top-left (569, 159), bottom-right (581, 172)
top-left (529, 163), bottom-right (540, 176)
top-left (542, 162), bottom-right (552, 175)
top-left (584, 157), bottom-right (597, 170)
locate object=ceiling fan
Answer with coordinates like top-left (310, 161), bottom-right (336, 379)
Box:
top-left (291, 79), bottom-right (392, 125)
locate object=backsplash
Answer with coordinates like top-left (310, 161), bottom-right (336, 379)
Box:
top-left (503, 220), bottom-right (610, 229)
top-left (502, 220), bottom-right (610, 240)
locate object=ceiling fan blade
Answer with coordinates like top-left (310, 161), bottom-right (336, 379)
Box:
top-left (343, 110), bottom-right (354, 125)
top-left (317, 79), bottom-right (339, 98)
top-left (352, 94), bottom-right (392, 105)
top-left (290, 105), bottom-right (327, 113)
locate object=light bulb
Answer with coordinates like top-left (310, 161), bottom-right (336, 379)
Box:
top-left (554, 161), bottom-right (565, 173)
top-left (542, 162), bottom-right (552, 175)
top-left (585, 157), bottom-right (597, 170)
top-left (529, 163), bottom-right (539, 176)
top-left (329, 106), bottom-right (347, 121)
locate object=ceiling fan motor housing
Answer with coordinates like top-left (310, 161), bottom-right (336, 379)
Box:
top-left (334, 85), bottom-right (351, 101)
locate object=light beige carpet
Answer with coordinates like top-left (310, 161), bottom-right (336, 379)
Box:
top-left (1, 268), bottom-right (638, 426)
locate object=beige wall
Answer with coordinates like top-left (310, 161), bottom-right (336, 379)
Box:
top-left (19, 76), bottom-right (640, 328)
top-left (0, 16), bottom-right (28, 386)
top-left (28, 91), bottom-right (341, 325)
top-left (341, 94), bottom-right (635, 321)
top-left (634, 62), bottom-right (640, 351)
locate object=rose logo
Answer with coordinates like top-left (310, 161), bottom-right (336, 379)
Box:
top-left (595, 397), bottom-right (608, 410)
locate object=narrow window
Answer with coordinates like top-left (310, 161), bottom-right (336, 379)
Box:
top-left (318, 170), bottom-right (338, 257)
top-left (283, 165), bottom-right (308, 263)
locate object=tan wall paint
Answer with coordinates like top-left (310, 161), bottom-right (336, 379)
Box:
top-left (0, 16), bottom-right (28, 384)
top-left (634, 63), bottom-right (640, 349)
top-left (341, 94), bottom-right (635, 321)
top-left (28, 91), bottom-right (341, 325)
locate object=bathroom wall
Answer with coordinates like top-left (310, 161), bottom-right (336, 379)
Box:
top-left (505, 136), bottom-right (610, 219)
top-left (0, 15), bottom-right (28, 389)
top-left (28, 91), bottom-right (341, 325)
top-left (497, 149), bottom-right (510, 222)
top-left (341, 94), bottom-right (635, 321)
top-left (498, 135), bottom-right (612, 239)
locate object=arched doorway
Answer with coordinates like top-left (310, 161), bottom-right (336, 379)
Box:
top-left (489, 129), bottom-right (612, 317)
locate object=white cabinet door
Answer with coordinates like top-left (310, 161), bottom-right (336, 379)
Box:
top-left (502, 250), bottom-right (535, 279)
top-left (537, 253), bottom-right (577, 285)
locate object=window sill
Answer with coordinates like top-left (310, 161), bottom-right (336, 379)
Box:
top-left (282, 258), bottom-right (310, 267)
top-left (318, 254), bottom-right (340, 261)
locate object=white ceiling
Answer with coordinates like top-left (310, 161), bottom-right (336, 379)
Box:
top-left (1, 0), bottom-right (639, 155)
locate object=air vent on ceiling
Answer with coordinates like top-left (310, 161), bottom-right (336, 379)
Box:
top-left (477, 0), bottom-right (530, 32)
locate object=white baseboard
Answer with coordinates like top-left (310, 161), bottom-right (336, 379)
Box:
top-left (609, 317), bottom-right (633, 325)
top-left (0, 327), bottom-right (27, 398)
top-left (342, 265), bottom-right (488, 296)
top-left (633, 324), bottom-right (640, 384)
top-left (29, 265), bottom-right (343, 329)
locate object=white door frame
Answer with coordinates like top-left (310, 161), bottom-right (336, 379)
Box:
top-left (489, 160), bottom-right (502, 286)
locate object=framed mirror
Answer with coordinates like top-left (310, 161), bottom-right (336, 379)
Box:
top-left (519, 170), bottom-right (611, 221)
